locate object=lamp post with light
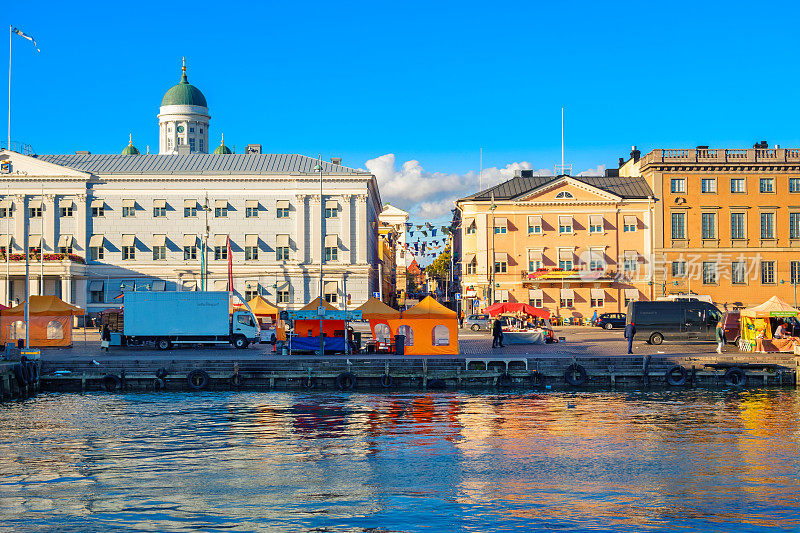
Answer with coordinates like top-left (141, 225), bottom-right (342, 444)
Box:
top-left (314, 157), bottom-right (324, 356)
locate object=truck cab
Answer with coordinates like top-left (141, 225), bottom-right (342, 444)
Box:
top-left (231, 310), bottom-right (260, 348)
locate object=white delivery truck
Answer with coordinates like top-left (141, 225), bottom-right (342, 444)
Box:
top-left (122, 291), bottom-right (259, 350)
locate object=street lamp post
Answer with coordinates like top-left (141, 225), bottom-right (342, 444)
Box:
top-left (314, 157), bottom-right (324, 357)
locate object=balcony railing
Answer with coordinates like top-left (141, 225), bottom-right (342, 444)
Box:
top-left (641, 147), bottom-right (800, 166)
top-left (0, 253), bottom-right (85, 264)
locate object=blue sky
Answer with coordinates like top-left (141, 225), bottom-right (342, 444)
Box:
top-left (5, 0), bottom-right (800, 226)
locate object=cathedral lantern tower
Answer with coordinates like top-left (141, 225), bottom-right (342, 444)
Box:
top-left (158, 58), bottom-right (210, 154)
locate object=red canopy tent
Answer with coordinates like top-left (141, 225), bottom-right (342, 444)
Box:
top-left (483, 302), bottom-right (550, 319)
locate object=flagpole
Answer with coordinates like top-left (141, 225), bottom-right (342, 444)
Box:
top-left (8, 25), bottom-right (11, 150)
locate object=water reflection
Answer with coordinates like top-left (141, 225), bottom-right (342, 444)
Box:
top-left (0, 390), bottom-right (798, 532)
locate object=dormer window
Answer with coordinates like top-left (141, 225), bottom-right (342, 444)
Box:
top-left (555, 191), bottom-right (574, 199)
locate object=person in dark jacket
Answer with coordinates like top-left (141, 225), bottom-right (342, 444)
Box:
top-left (624, 321), bottom-right (636, 354)
top-left (101, 324), bottom-right (111, 352)
top-left (715, 320), bottom-right (725, 353)
top-left (492, 319), bottom-right (504, 348)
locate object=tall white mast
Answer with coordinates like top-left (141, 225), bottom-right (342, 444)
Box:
top-left (479, 147), bottom-right (483, 191)
top-left (561, 107), bottom-right (564, 174)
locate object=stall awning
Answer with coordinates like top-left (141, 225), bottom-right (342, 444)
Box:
top-left (244, 234), bottom-right (258, 246)
top-left (121, 234), bottom-right (135, 247)
top-left (276, 234), bottom-right (290, 247)
top-left (245, 199), bottom-right (259, 208)
top-left (89, 234), bottom-right (104, 247)
top-left (214, 234), bottom-right (228, 246)
top-left (559, 215), bottom-right (572, 226)
top-left (183, 234), bottom-right (197, 246)
top-left (494, 252), bottom-right (508, 262)
top-left (589, 214), bottom-right (604, 226)
top-left (28, 234), bottom-right (41, 247)
top-left (560, 288), bottom-right (574, 299)
top-left (184, 199), bottom-right (196, 208)
top-left (493, 217), bottom-right (507, 227)
top-left (0, 198), bottom-right (13, 209)
top-left (90, 199), bottom-right (104, 208)
top-left (57, 234), bottom-right (73, 247)
top-left (529, 288), bottom-right (543, 299)
top-left (624, 289), bottom-right (639, 300)
top-left (59, 198), bottom-right (73, 209)
top-left (152, 234), bottom-right (166, 247)
top-left (214, 280), bottom-right (229, 291)
top-left (590, 288), bottom-right (605, 299)
top-left (624, 215), bottom-right (637, 226)
top-left (214, 200), bottom-right (228, 208)
top-left (151, 280), bottom-right (166, 291)
top-left (0, 235), bottom-right (11, 247)
top-left (324, 234), bottom-right (338, 247)
top-left (325, 200), bottom-right (338, 209)
top-left (89, 280), bottom-right (104, 292)
top-left (323, 281), bottom-right (338, 293)
top-left (153, 199), bottom-right (166, 208)
top-left (122, 199), bottom-right (135, 208)
top-left (276, 200), bottom-right (290, 209)
top-left (558, 249), bottom-right (572, 261)
top-left (528, 215), bottom-right (542, 226)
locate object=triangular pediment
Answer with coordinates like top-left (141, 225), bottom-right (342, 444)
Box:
top-left (516, 176), bottom-right (621, 203)
top-left (0, 150), bottom-right (91, 180)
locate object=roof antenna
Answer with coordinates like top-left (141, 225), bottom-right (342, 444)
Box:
top-left (479, 147), bottom-right (483, 191)
top-left (561, 107), bottom-right (564, 174)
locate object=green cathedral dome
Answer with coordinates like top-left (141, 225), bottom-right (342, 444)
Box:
top-left (121, 134), bottom-right (140, 155)
top-left (213, 134), bottom-right (232, 154)
top-left (161, 59), bottom-right (207, 107)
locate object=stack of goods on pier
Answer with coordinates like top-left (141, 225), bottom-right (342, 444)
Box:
top-left (0, 296), bottom-right (84, 347)
top-left (387, 296), bottom-right (459, 356)
top-left (483, 302), bottom-right (553, 344)
top-left (740, 296), bottom-right (800, 352)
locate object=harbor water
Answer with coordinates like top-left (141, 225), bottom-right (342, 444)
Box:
top-left (0, 390), bottom-right (798, 532)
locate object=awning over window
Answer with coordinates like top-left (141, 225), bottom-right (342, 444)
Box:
top-left (324, 234), bottom-right (338, 247)
top-left (528, 288), bottom-right (543, 299)
top-left (89, 280), bottom-right (104, 292)
top-left (89, 234), bottom-right (104, 247)
top-left (494, 252), bottom-right (508, 262)
top-left (624, 250), bottom-right (638, 261)
top-left (121, 234), bottom-right (135, 247)
top-left (276, 234), bottom-right (290, 247)
top-left (589, 214), bottom-right (604, 226)
top-left (323, 281), bottom-right (338, 293)
top-left (276, 200), bottom-right (290, 209)
top-left (245, 199), bottom-right (259, 208)
top-left (28, 199), bottom-right (42, 209)
top-left (214, 200), bottom-right (227, 208)
top-left (528, 215), bottom-right (542, 226)
top-left (214, 234), bottom-right (228, 246)
top-left (153, 199), bottom-right (167, 208)
top-left (590, 288), bottom-right (605, 299)
top-left (214, 280), bottom-right (229, 291)
top-left (245, 234), bottom-right (258, 246)
top-left (493, 217), bottom-right (507, 227)
top-left (182, 280), bottom-right (197, 291)
top-left (184, 199), bottom-right (196, 208)
top-left (151, 280), bottom-right (166, 291)
top-left (90, 199), bottom-right (104, 208)
top-left (528, 249), bottom-right (542, 261)
top-left (57, 234), bottom-right (73, 247)
top-left (558, 249), bottom-right (572, 261)
top-left (276, 280), bottom-right (290, 291)
top-left (560, 288), bottom-right (574, 298)
top-left (624, 288), bottom-right (640, 300)
top-left (463, 252), bottom-right (476, 263)
top-left (463, 217), bottom-right (475, 228)
top-left (0, 198), bottom-right (13, 208)
top-left (59, 198), bottom-right (73, 209)
top-left (624, 215), bottom-right (637, 226)
top-left (183, 234), bottom-right (197, 246)
top-left (152, 234), bottom-right (166, 247)
top-left (0, 235), bottom-right (11, 247)
top-left (558, 215), bottom-right (572, 226)
top-left (325, 200), bottom-right (338, 209)
top-left (122, 199), bottom-right (135, 208)
top-left (28, 234), bottom-right (42, 247)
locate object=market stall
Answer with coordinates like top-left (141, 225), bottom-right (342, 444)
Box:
top-left (386, 296), bottom-right (458, 355)
top-left (356, 298), bottom-right (401, 351)
top-left (483, 301), bottom-right (553, 344)
top-left (740, 296), bottom-right (800, 352)
top-left (294, 297), bottom-right (342, 337)
top-left (1, 296), bottom-right (84, 347)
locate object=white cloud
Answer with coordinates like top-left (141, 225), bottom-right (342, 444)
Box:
top-left (576, 165), bottom-right (606, 176)
top-left (365, 154), bottom-right (551, 220)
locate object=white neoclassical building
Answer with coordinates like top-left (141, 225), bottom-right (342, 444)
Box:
top-left (0, 63), bottom-right (382, 314)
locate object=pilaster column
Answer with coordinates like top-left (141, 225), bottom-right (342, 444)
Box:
top-left (356, 194), bottom-right (368, 264)
top-left (62, 275), bottom-right (73, 304)
top-left (341, 194), bottom-right (352, 264)
top-left (310, 195), bottom-right (322, 264)
top-left (43, 194), bottom-right (55, 253)
top-left (74, 278), bottom-right (88, 309)
top-left (295, 194), bottom-right (307, 263)
top-left (14, 195), bottom-right (25, 253)
top-left (76, 194), bottom-right (87, 257)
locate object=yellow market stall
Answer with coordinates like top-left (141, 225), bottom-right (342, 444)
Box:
top-left (740, 296), bottom-right (800, 352)
top-left (1, 296), bottom-right (85, 347)
top-left (386, 296), bottom-right (459, 355)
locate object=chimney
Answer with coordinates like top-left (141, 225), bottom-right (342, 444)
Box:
top-left (331, 157), bottom-right (342, 165)
top-left (618, 157), bottom-right (625, 167)
top-left (630, 145), bottom-right (641, 162)
top-left (75, 150), bottom-right (91, 155)
top-left (514, 169), bottom-right (521, 177)
top-left (245, 144), bottom-right (262, 154)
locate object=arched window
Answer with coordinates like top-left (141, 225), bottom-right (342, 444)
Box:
top-left (555, 191), bottom-right (574, 199)
top-left (374, 323), bottom-right (391, 343)
top-left (432, 325), bottom-right (450, 346)
top-left (10, 320), bottom-right (25, 340)
top-left (47, 320), bottom-right (64, 340)
top-left (397, 325), bottom-right (414, 346)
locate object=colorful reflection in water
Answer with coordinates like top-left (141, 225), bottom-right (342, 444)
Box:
top-left (0, 390), bottom-right (798, 532)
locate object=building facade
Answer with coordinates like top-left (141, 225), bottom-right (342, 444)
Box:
top-left (623, 144), bottom-right (800, 308)
top-left (377, 222), bottom-right (397, 305)
top-left (378, 204), bottom-right (410, 303)
top-left (456, 170), bottom-right (655, 319)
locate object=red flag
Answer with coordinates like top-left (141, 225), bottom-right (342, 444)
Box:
top-left (227, 235), bottom-right (233, 293)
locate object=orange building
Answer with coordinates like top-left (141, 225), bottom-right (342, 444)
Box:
top-left (456, 170), bottom-right (655, 320)
top-left (622, 143), bottom-right (800, 308)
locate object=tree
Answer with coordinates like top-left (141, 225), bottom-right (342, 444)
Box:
top-left (425, 246), bottom-right (451, 280)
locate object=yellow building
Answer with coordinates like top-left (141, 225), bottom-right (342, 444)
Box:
top-left (377, 223), bottom-right (398, 306)
top-left (622, 144), bottom-right (800, 308)
top-left (456, 170), bottom-right (655, 320)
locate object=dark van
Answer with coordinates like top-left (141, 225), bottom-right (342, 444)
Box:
top-left (626, 300), bottom-right (722, 345)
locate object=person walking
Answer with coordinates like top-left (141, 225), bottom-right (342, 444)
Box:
top-left (715, 320), bottom-right (725, 354)
top-left (492, 318), bottom-right (504, 348)
top-left (101, 324), bottom-right (111, 352)
top-left (591, 310), bottom-right (598, 325)
top-left (624, 321), bottom-right (636, 354)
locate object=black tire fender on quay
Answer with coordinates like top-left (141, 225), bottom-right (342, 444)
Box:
top-left (28, 361), bottom-right (39, 384)
top-left (428, 378), bottom-right (446, 390)
top-left (302, 376), bottom-right (315, 389)
top-left (187, 370), bottom-right (210, 391)
top-left (724, 367), bottom-right (747, 388)
top-left (380, 374), bottom-right (393, 388)
top-left (497, 372), bottom-right (513, 386)
top-left (13, 363), bottom-right (27, 387)
top-left (102, 374), bottom-right (122, 392)
top-left (665, 365), bottom-right (688, 386)
top-left (564, 363), bottom-right (588, 387)
top-left (230, 373), bottom-right (242, 387)
top-left (155, 367), bottom-right (168, 379)
top-left (529, 370), bottom-right (544, 386)
top-left (152, 377), bottom-right (165, 391)
top-left (335, 372), bottom-right (356, 391)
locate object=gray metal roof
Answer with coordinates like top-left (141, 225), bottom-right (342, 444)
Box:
top-left (460, 174), bottom-right (653, 201)
top-left (33, 153), bottom-right (371, 176)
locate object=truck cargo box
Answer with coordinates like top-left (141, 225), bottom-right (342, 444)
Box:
top-left (123, 292), bottom-right (230, 337)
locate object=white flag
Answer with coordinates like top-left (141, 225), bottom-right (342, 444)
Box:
top-left (12, 27), bottom-right (40, 52)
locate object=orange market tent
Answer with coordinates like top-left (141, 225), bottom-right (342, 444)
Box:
top-left (386, 296), bottom-right (459, 355)
top-left (1, 296), bottom-right (85, 347)
top-left (357, 297), bottom-right (401, 342)
top-left (233, 295), bottom-right (280, 323)
top-left (296, 297), bottom-right (343, 337)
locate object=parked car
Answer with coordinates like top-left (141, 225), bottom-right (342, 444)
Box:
top-left (626, 300), bottom-right (722, 345)
top-left (594, 313), bottom-right (626, 330)
top-left (465, 314), bottom-right (491, 331)
top-left (721, 310), bottom-right (741, 344)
